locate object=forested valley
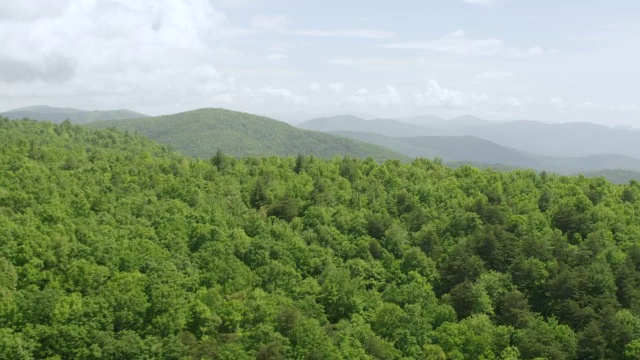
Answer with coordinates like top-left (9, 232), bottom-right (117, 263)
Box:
top-left (3, 117), bottom-right (640, 359)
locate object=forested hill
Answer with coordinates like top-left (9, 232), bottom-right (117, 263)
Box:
top-left (87, 108), bottom-right (403, 161)
top-left (0, 105), bottom-right (148, 124)
top-left (4, 117), bottom-right (640, 359)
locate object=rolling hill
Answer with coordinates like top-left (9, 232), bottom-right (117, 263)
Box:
top-left (332, 130), bottom-right (640, 175)
top-left (333, 131), bottom-right (541, 169)
top-left (87, 108), bottom-right (405, 160)
top-left (400, 135), bottom-right (542, 168)
top-left (298, 115), bottom-right (433, 137)
top-left (303, 114), bottom-right (640, 160)
top-left (396, 114), bottom-right (495, 129)
top-left (298, 114), bottom-right (498, 137)
top-left (0, 105), bottom-right (148, 124)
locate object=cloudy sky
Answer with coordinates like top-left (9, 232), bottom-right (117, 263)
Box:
top-left (1, 0), bottom-right (639, 125)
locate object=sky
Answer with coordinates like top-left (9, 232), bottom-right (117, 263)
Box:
top-left (1, 0), bottom-right (639, 125)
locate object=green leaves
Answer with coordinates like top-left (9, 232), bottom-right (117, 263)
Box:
top-left (3, 118), bottom-right (640, 359)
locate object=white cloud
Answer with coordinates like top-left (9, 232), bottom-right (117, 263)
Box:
top-left (328, 57), bottom-right (355, 65)
top-left (265, 53), bottom-right (288, 61)
top-left (451, 29), bottom-right (465, 38)
top-left (378, 31), bottom-right (544, 58)
top-left (502, 97), bottom-right (522, 107)
top-left (383, 86), bottom-right (402, 105)
top-left (549, 97), bottom-right (566, 108)
top-left (0, 55), bottom-right (75, 82)
top-left (492, 97), bottom-right (534, 111)
top-left (292, 29), bottom-right (395, 39)
top-left (327, 57), bottom-right (411, 72)
top-left (0, 0), bottom-right (311, 115)
top-left (347, 88), bottom-right (370, 102)
top-left (527, 46), bottom-right (544, 56)
top-left (251, 15), bottom-right (286, 31)
top-left (577, 101), bottom-right (605, 110)
top-left (611, 104), bottom-right (639, 112)
top-left (381, 38), bottom-right (504, 56)
top-left (414, 80), bottom-right (469, 107)
top-left (462, 0), bottom-right (500, 6)
top-left (210, 85), bottom-right (313, 109)
top-left (329, 83), bottom-right (345, 93)
top-left (0, 0), bottom-right (71, 21)
top-left (259, 86), bottom-right (309, 105)
top-left (0, 0), bottom-right (232, 105)
top-left (211, 0), bottom-right (260, 8)
top-left (0, 1), bottom-right (633, 125)
top-left (476, 70), bottom-right (513, 80)
top-left (346, 86), bottom-right (402, 106)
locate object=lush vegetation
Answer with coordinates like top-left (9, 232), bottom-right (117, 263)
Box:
top-left (4, 118), bottom-right (640, 359)
top-left (0, 106), bottom-right (147, 124)
top-left (88, 109), bottom-right (403, 161)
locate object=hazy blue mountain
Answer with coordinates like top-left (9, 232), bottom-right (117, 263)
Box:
top-left (337, 131), bottom-right (542, 168)
top-left (0, 105), bottom-right (148, 124)
top-left (332, 130), bottom-right (640, 174)
top-left (299, 115), bottom-right (434, 137)
top-left (441, 120), bottom-right (640, 158)
top-left (265, 110), bottom-right (377, 124)
top-left (613, 125), bottom-right (640, 131)
top-left (299, 113), bottom-right (499, 138)
top-left (397, 114), bottom-right (495, 129)
top-left (311, 114), bottom-right (640, 159)
top-left (87, 108), bottom-right (404, 161)
top-left (400, 135), bottom-right (542, 168)
top-left (330, 131), bottom-right (438, 158)
top-left (581, 169), bottom-right (640, 184)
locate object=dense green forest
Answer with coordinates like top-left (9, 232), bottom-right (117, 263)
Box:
top-left (3, 117), bottom-right (640, 359)
top-left (87, 109), bottom-right (403, 161)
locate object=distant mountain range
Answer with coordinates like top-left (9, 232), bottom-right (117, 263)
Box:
top-left (299, 114), bottom-right (640, 176)
top-left (0, 105), bottom-right (148, 124)
top-left (397, 114), bottom-right (496, 129)
top-left (300, 115), bottom-right (432, 137)
top-left (299, 114), bottom-right (640, 159)
top-left (443, 120), bottom-right (640, 158)
top-left (5, 105), bottom-right (640, 183)
top-left (333, 130), bottom-right (640, 174)
top-left (87, 108), bottom-right (404, 161)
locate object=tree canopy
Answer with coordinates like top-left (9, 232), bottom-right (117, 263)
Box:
top-left (2, 117), bottom-right (640, 359)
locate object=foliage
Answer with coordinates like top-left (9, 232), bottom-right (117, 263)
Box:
top-left (87, 108), bottom-right (404, 161)
top-left (3, 118), bottom-right (640, 359)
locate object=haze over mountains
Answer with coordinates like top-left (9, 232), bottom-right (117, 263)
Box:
top-left (398, 114), bottom-right (496, 129)
top-left (0, 105), bottom-right (148, 124)
top-left (299, 114), bottom-right (640, 174)
top-left (300, 115), bottom-right (432, 138)
top-left (445, 121), bottom-right (640, 158)
top-left (4, 105), bottom-right (640, 182)
top-left (336, 130), bottom-right (640, 174)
